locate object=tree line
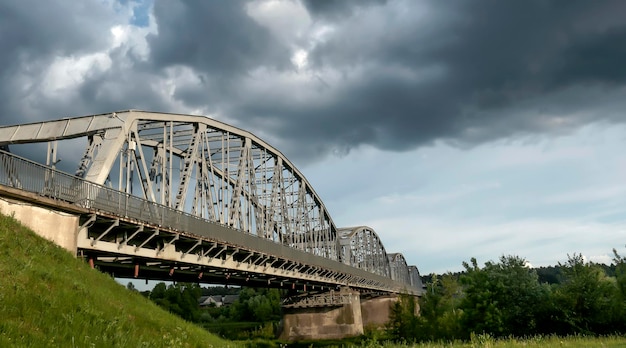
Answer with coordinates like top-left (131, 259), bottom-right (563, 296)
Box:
top-left (127, 282), bottom-right (282, 339)
top-left (388, 249), bottom-right (626, 342)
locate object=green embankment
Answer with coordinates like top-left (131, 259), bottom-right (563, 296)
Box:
top-left (365, 334), bottom-right (626, 347)
top-left (0, 211), bottom-right (235, 347)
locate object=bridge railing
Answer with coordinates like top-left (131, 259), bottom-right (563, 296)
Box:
top-left (0, 150), bottom-right (419, 293)
top-left (0, 150), bottom-right (249, 236)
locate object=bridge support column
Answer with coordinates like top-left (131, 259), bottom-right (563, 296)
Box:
top-left (360, 294), bottom-right (400, 330)
top-left (0, 195), bottom-right (79, 253)
top-left (279, 287), bottom-right (364, 341)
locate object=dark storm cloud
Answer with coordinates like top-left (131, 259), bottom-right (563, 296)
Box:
top-left (0, 0), bottom-right (112, 66)
top-left (553, 27), bottom-right (626, 86)
top-left (2, 0), bottom-right (626, 165)
top-left (0, 0), bottom-right (123, 125)
top-left (149, 1), bottom-right (290, 77)
top-left (148, 0), bottom-right (626, 162)
top-left (288, 0), bottom-right (626, 154)
top-left (300, 0), bottom-right (388, 19)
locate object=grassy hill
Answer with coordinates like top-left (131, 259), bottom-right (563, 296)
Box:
top-left (0, 211), bottom-right (235, 347)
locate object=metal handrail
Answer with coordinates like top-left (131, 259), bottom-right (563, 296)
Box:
top-left (0, 149), bottom-right (249, 236)
top-left (0, 150), bottom-right (419, 293)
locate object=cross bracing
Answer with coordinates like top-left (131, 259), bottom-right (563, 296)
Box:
top-left (408, 265), bottom-right (424, 289)
top-left (0, 110), bottom-right (422, 293)
top-left (388, 253), bottom-right (413, 286)
top-left (338, 226), bottom-right (391, 278)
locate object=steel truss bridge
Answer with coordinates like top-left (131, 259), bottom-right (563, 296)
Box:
top-left (0, 111), bottom-right (423, 294)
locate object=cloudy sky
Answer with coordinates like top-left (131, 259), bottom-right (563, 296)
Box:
top-left (2, 0), bottom-right (626, 275)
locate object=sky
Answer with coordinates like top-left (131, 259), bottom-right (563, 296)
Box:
top-left (1, 0), bottom-right (626, 275)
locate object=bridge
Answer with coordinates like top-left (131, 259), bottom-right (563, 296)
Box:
top-left (0, 110), bottom-right (423, 339)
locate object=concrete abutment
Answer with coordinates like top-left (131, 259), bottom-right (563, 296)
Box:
top-left (0, 195), bottom-right (79, 253)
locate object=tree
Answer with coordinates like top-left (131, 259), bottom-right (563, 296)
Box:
top-left (460, 255), bottom-right (550, 337)
top-left (387, 293), bottom-right (419, 341)
top-left (612, 248), bottom-right (626, 333)
top-left (413, 273), bottom-right (463, 341)
top-left (552, 254), bottom-right (620, 334)
top-left (613, 248), bottom-right (626, 299)
top-left (147, 282), bottom-right (202, 322)
top-left (228, 288), bottom-right (282, 323)
top-left (150, 282), bottom-right (167, 301)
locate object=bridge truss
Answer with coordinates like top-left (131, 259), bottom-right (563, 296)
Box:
top-left (0, 110), bottom-right (423, 294)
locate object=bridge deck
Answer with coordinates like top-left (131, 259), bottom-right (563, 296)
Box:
top-left (0, 150), bottom-right (420, 294)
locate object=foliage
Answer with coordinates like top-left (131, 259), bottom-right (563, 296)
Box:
top-left (535, 265), bottom-right (561, 284)
top-left (228, 287), bottom-right (282, 323)
top-left (613, 248), bottom-right (626, 332)
top-left (142, 281), bottom-right (283, 339)
top-left (414, 273), bottom-right (463, 341)
top-left (149, 282), bottom-right (203, 322)
top-left (0, 211), bottom-right (232, 347)
top-left (551, 254), bottom-right (621, 334)
top-left (614, 249), bottom-right (626, 291)
top-left (387, 294), bottom-right (420, 341)
top-left (202, 285), bottom-right (240, 296)
top-left (460, 255), bottom-right (551, 338)
top-left (387, 252), bottom-right (626, 343)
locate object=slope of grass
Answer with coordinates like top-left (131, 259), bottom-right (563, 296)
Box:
top-left (352, 334), bottom-right (626, 348)
top-left (0, 211), bottom-right (235, 347)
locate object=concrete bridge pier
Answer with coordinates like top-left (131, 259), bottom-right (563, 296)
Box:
top-left (279, 287), bottom-right (364, 341)
top-left (360, 294), bottom-right (400, 330)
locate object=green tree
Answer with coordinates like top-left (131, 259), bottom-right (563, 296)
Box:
top-left (460, 255), bottom-right (550, 337)
top-left (177, 283), bottom-right (203, 322)
top-left (552, 254), bottom-right (620, 334)
top-left (228, 288), bottom-right (282, 323)
top-left (147, 282), bottom-right (202, 322)
top-left (149, 282), bottom-right (171, 310)
top-left (150, 282), bottom-right (167, 300)
top-left (612, 248), bottom-right (626, 333)
top-left (613, 248), bottom-right (626, 299)
top-left (387, 293), bottom-right (419, 341)
top-left (414, 273), bottom-right (463, 341)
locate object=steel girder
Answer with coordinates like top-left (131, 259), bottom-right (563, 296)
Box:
top-left (0, 110), bottom-right (422, 290)
top-left (388, 253), bottom-right (410, 285)
top-left (0, 110), bottom-right (338, 259)
top-left (408, 265), bottom-right (424, 289)
top-left (338, 226), bottom-right (392, 278)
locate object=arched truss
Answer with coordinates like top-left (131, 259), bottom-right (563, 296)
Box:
top-left (408, 265), bottom-right (424, 289)
top-left (0, 110), bottom-right (424, 290)
top-left (338, 226), bottom-right (391, 278)
top-left (0, 110), bottom-right (338, 258)
top-left (388, 253), bottom-right (410, 285)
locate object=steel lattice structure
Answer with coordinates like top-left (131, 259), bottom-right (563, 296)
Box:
top-left (388, 253), bottom-right (410, 285)
top-left (338, 226), bottom-right (391, 278)
top-left (0, 110), bottom-right (422, 291)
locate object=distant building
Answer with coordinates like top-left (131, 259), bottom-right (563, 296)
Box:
top-left (198, 295), bottom-right (239, 308)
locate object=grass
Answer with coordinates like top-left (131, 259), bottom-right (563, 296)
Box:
top-left (0, 211), bottom-right (236, 347)
top-left (241, 334), bottom-right (626, 348)
top-left (344, 334), bottom-right (626, 348)
top-left (3, 210), bottom-right (625, 348)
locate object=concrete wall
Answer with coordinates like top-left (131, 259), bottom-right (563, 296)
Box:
top-left (279, 289), bottom-right (364, 341)
top-left (0, 196), bottom-right (79, 253)
top-left (360, 295), bottom-right (398, 329)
